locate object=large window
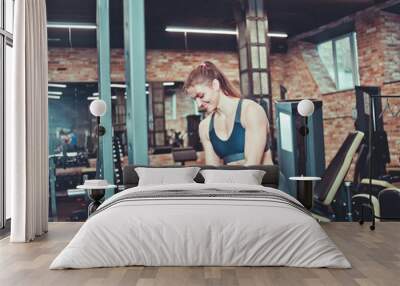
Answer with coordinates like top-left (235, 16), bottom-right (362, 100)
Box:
top-left (1, 0), bottom-right (14, 230)
top-left (318, 33), bottom-right (359, 91)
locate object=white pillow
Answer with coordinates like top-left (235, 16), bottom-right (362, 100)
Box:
top-left (200, 169), bottom-right (266, 185)
top-left (135, 167), bottom-right (200, 186)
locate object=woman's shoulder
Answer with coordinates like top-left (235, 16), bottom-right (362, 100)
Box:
top-left (241, 98), bottom-right (266, 114)
top-left (240, 98), bottom-right (268, 125)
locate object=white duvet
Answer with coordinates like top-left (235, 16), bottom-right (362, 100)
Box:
top-left (50, 183), bottom-right (351, 269)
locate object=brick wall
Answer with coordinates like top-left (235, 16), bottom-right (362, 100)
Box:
top-left (382, 11), bottom-right (400, 83)
top-left (356, 10), bottom-right (385, 86)
top-left (48, 49), bottom-right (239, 84)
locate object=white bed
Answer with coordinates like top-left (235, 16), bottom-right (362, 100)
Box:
top-left (50, 183), bottom-right (351, 269)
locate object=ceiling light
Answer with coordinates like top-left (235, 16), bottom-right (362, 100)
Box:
top-left (87, 96), bottom-right (99, 101)
top-left (111, 83), bottom-right (127, 88)
top-left (112, 96), bottom-right (117, 99)
top-left (48, 83), bottom-right (67, 88)
top-left (166, 26), bottom-right (236, 35)
top-left (48, 95), bottom-right (61, 100)
top-left (92, 92), bottom-right (99, 96)
top-left (47, 22), bottom-right (97, 30)
top-left (166, 26), bottom-right (288, 38)
top-left (163, 82), bottom-right (175, 86)
top-left (267, 32), bottom-right (288, 38)
top-left (48, 91), bottom-right (63, 95)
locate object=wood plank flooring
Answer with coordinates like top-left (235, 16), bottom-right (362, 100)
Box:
top-left (0, 222), bottom-right (399, 286)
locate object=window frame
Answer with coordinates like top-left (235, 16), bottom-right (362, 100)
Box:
top-left (318, 32), bottom-right (360, 91)
top-left (0, 0), bottom-right (14, 230)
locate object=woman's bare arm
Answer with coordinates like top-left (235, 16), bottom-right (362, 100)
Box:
top-left (199, 117), bottom-right (222, 166)
top-left (242, 101), bottom-right (269, 165)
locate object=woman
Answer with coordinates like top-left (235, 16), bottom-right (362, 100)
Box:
top-left (184, 61), bottom-right (272, 166)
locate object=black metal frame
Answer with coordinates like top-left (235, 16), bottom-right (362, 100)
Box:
top-left (359, 94), bottom-right (400, 230)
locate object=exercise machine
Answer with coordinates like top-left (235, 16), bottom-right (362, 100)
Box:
top-left (312, 132), bottom-right (364, 221)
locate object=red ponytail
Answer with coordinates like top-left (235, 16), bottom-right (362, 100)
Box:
top-left (183, 61), bottom-right (241, 98)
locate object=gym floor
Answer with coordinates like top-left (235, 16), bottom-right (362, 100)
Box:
top-left (0, 222), bottom-right (399, 286)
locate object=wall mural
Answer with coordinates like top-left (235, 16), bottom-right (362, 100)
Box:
top-left (46, 1), bottom-right (400, 223)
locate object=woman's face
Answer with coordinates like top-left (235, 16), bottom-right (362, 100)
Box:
top-left (188, 80), bottom-right (220, 113)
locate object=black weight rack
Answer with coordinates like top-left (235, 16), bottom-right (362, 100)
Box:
top-left (359, 93), bottom-right (400, 230)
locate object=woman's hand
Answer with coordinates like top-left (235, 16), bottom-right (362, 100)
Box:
top-left (199, 116), bottom-right (222, 166)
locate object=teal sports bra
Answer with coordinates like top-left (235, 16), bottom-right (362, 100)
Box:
top-left (209, 99), bottom-right (246, 164)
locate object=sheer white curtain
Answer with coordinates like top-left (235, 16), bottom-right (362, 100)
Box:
top-left (7, 0), bottom-right (49, 242)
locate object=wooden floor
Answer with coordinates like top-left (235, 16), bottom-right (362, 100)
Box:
top-left (1, 222), bottom-right (400, 286)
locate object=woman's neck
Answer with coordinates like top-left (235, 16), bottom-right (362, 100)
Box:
top-left (216, 93), bottom-right (239, 117)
